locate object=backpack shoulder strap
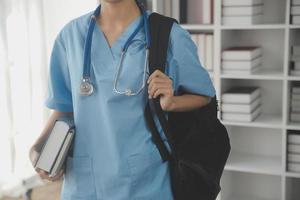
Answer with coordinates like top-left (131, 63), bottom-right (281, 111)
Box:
top-left (144, 13), bottom-right (177, 162)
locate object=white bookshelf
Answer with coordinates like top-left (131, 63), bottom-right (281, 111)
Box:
top-left (148, 0), bottom-right (300, 199)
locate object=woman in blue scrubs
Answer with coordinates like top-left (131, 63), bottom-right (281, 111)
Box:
top-left (29, 0), bottom-right (216, 199)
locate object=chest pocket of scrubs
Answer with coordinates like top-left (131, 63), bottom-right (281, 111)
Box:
top-left (116, 39), bottom-right (147, 94)
top-left (62, 156), bottom-right (97, 199)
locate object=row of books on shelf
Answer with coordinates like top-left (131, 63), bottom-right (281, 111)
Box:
top-left (222, 0), bottom-right (263, 25)
top-left (291, 86), bottom-right (300, 122)
top-left (291, 0), bottom-right (300, 25)
top-left (287, 132), bottom-right (300, 173)
top-left (191, 33), bottom-right (214, 71)
top-left (180, 0), bottom-right (213, 24)
top-left (290, 46), bottom-right (300, 76)
top-left (221, 87), bottom-right (262, 122)
top-left (222, 46), bottom-right (262, 75)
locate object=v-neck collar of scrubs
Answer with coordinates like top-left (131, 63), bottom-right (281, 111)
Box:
top-left (94, 14), bottom-right (143, 60)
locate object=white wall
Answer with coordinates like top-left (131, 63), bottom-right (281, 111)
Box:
top-left (42, 0), bottom-right (98, 59)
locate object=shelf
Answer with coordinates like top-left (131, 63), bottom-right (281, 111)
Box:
top-left (285, 172), bottom-right (300, 178)
top-left (224, 195), bottom-right (281, 200)
top-left (287, 122), bottom-right (300, 131)
top-left (222, 114), bottom-right (283, 129)
top-left (220, 69), bottom-right (284, 80)
top-left (221, 24), bottom-right (286, 30)
top-left (225, 152), bottom-right (282, 176)
top-left (181, 24), bottom-right (215, 31)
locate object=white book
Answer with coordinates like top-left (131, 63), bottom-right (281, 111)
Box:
top-left (222, 56), bottom-right (262, 70)
top-left (292, 87), bottom-right (300, 94)
top-left (203, 0), bottom-right (212, 24)
top-left (164, 0), bottom-right (172, 17)
top-left (222, 14), bottom-right (262, 25)
top-left (288, 134), bottom-right (300, 145)
top-left (222, 86), bottom-right (261, 104)
top-left (221, 97), bottom-right (261, 113)
top-left (35, 118), bottom-right (74, 176)
top-left (291, 70), bottom-right (300, 76)
top-left (198, 34), bottom-right (206, 68)
top-left (222, 47), bottom-right (262, 61)
top-left (292, 0), bottom-right (300, 6)
top-left (172, 0), bottom-right (180, 21)
top-left (205, 34), bottom-right (214, 71)
top-left (50, 130), bottom-right (74, 177)
top-left (187, 0), bottom-right (203, 24)
top-left (288, 144), bottom-right (300, 154)
top-left (292, 106), bottom-right (300, 112)
top-left (291, 112), bottom-right (300, 122)
top-left (291, 55), bottom-right (300, 62)
top-left (292, 94), bottom-right (300, 101)
top-left (292, 46), bottom-right (300, 56)
top-left (222, 5), bottom-right (263, 16)
top-left (292, 100), bottom-right (300, 107)
top-left (222, 65), bottom-right (261, 75)
top-left (288, 154), bottom-right (300, 163)
top-left (191, 34), bottom-right (198, 46)
top-left (222, 106), bottom-right (261, 122)
top-left (291, 6), bottom-right (300, 15)
top-left (288, 163), bottom-right (300, 173)
top-left (292, 16), bottom-right (300, 25)
top-left (223, 0), bottom-right (262, 6)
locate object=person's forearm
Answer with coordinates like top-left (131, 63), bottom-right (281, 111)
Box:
top-left (168, 94), bottom-right (211, 112)
top-left (32, 111), bottom-right (73, 151)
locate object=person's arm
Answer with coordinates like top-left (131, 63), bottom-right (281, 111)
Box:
top-left (29, 111), bottom-right (73, 181)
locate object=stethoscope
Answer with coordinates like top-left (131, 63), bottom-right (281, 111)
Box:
top-left (79, 1), bottom-right (151, 96)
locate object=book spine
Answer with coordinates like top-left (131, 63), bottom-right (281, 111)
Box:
top-left (180, 0), bottom-right (187, 23)
top-left (205, 34), bottom-right (214, 71)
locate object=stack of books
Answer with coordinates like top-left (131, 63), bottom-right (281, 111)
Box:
top-left (221, 86), bottom-right (262, 122)
top-left (287, 132), bottom-right (300, 173)
top-left (191, 33), bottom-right (214, 71)
top-left (291, 0), bottom-right (300, 24)
top-left (290, 45), bottom-right (300, 76)
top-left (180, 0), bottom-right (214, 24)
top-left (221, 46), bottom-right (262, 74)
top-left (222, 0), bottom-right (263, 25)
top-left (290, 86), bottom-right (300, 122)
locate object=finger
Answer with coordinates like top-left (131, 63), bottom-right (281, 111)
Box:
top-left (153, 88), bottom-right (173, 99)
top-left (149, 85), bottom-right (171, 98)
top-left (35, 168), bottom-right (50, 179)
top-left (50, 170), bottom-right (64, 182)
top-left (148, 79), bottom-right (172, 92)
top-left (147, 70), bottom-right (167, 84)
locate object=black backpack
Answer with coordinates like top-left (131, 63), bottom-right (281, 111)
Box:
top-left (145, 13), bottom-right (231, 200)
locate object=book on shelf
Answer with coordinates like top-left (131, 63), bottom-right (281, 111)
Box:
top-left (222, 5), bottom-right (263, 16)
top-left (292, 0), bottom-right (300, 6)
top-left (292, 46), bottom-right (300, 56)
top-left (222, 56), bottom-right (262, 70)
top-left (164, 0), bottom-right (172, 17)
top-left (291, 112), bottom-right (300, 122)
top-left (191, 33), bottom-right (214, 71)
top-left (222, 47), bottom-right (262, 61)
top-left (222, 66), bottom-right (261, 75)
top-left (292, 100), bottom-right (300, 107)
top-left (291, 55), bottom-right (300, 62)
top-left (222, 14), bottom-right (262, 25)
top-left (291, 106), bottom-right (300, 112)
top-left (291, 70), bottom-right (300, 76)
top-left (288, 144), bottom-right (300, 154)
top-left (221, 106), bottom-right (261, 122)
top-left (292, 94), bottom-right (300, 101)
top-left (292, 16), bottom-right (300, 25)
top-left (288, 134), bottom-right (300, 145)
top-left (222, 86), bottom-right (261, 104)
top-left (223, 0), bottom-right (263, 6)
top-left (288, 163), bottom-right (300, 173)
top-left (288, 154), bottom-right (300, 163)
top-left (34, 117), bottom-right (75, 177)
top-left (182, 0), bottom-right (213, 24)
top-left (291, 6), bottom-right (300, 15)
top-left (294, 62), bottom-right (300, 70)
top-left (292, 87), bottom-right (300, 94)
top-left (221, 97), bottom-right (261, 113)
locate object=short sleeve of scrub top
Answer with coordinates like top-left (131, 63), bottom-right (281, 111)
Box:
top-left (166, 23), bottom-right (216, 97)
top-left (45, 32), bottom-right (73, 112)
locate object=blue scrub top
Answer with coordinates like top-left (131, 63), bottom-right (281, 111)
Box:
top-left (45, 9), bottom-right (215, 200)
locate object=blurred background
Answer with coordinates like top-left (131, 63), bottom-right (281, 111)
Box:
top-left (1, 0), bottom-right (300, 200)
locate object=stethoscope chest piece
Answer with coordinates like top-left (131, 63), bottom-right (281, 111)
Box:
top-left (79, 78), bottom-right (94, 96)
